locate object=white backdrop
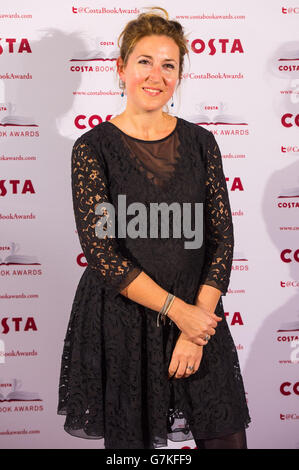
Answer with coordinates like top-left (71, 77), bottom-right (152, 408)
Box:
top-left (0, 0), bottom-right (299, 449)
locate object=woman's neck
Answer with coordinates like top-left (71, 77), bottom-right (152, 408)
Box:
top-left (115, 107), bottom-right (174, 140)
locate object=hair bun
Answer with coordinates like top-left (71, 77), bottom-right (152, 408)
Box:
top-left (142, 6), bottom-right (169, 20)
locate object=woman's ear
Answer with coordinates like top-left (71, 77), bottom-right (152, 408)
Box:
top-left (117, 56), bottom-right (125, 83)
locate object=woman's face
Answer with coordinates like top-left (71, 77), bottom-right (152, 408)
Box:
top-left (118, 34), bottom-right (180, 112)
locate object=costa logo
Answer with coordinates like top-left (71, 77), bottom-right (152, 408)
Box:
top-left (70, 65), bottom-right (115, 72)
top-left (278, 201), bottom-right (299, 208)
top-left (0, 38), bottom-right (32, 55)
top-left (99, 41), bottom-right (115, 46)
top-left (277, 335), bottom-right (299, 342)
top-left (280, 249), bottom-right (299, 263)
top-left (1, 317), bottom-right (37, 334)
top-left (280, 382), bottom-right (299, 396)
top-left (225, 177), bottom-right (244, 191)
top-left (74, 114), bottom-right (112, 129)
top-left (278, 64), bottom-right (299, 72)
top-left (224, 311), bottom-right (244, 325)
top-left (0, 180), bottom-right (35, 196)
top-left (281, 114), bottom-right (299, 128)
top-left (190, 38), bottom-right (244, 55)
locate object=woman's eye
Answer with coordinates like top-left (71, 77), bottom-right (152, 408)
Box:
top-left (138, 60), bottom-right (175, 70)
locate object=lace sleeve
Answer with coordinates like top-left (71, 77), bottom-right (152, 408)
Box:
top-left (199, 132), bottom-right (234, 296)
top-left (71, 138), bottom-right (142, 297)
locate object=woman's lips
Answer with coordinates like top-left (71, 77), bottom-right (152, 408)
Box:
top-left (142, 87), bottom-right (162, 96)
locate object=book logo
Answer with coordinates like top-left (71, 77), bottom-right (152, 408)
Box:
top-left (0, 242), bottom-right (40, 265)
top-left (0, 379), bottom-right (41, 402)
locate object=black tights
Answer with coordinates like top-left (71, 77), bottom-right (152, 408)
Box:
top-left (194, 428), bottom-right (247, 449)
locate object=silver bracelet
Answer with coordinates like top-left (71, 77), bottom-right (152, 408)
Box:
top-left (157, 293), bottom-right (175, 327)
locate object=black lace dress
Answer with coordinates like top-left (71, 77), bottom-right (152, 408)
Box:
top-left (57, 116), bottom-right (251, 449)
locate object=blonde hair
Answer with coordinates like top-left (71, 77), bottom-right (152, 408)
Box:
top-left (117, 6), bottom-right (189, 89)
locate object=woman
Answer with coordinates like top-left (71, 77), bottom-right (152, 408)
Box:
top-left (57, 7), bottom-right (251, 449)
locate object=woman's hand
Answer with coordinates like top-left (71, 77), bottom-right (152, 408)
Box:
top-left (167, 298), bottom-right (222, 346)
top-left (168, 332), bottom-right (203, 379)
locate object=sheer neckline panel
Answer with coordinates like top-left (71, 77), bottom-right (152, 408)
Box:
top-left (106, 116), bottom-right (179, 143)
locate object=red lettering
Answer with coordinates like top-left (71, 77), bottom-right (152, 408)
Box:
top-left (1, 317), bottom-right (9, 334)
top-left (225, 177), bottom-right (244, 191)
top-left (10, 180), bottom-right (20, 193)
top-left (282, 113), bottom-right (294, 128)
top-left (74, 115), bottom-right (86, 129)
top-left (231, 39), bottom-right (244, 53)
top-left (231, 312), bottom-right (244, 326)
top-left (219, 38), bottom-right (229, 53)
top-left (24, 317), bottom-right (37, 331)
top-left (280, 382), bottom-right (292, 395)
top-left (282, 113), bottom-right (293, 127)
top-left (208, 39), bottom-right (216, 55)
top-left (230, 177), bottom-right (243, 191)
top-left (281, 249), bottom-right (292, 263)
top-left (77, 253), bottom-right (87, 267)
top-left (191, 39), bottom-right (205, 54)
top-left (12, 317), bottom-right (22, 331)
top-left (89, 115), bottom-right (102, 128)
top-left (280, 382), bottom-right (299, 395)
top-left (190, 38), bottom-right (244, 55)
top-left (6, 38), bottom-right (16, 53)
top-left (0, 180), bottom-right (7, 196)
top-left (281, 249), bottom-right (299, 262)
top-left (75, 115), bottom-right (110, 129)
top-left (19, 38), bottom-right (32, 53)
top-left (22, 180), bottom-right (35, 194)
top-left (223, 312), bottom-right (244, 326)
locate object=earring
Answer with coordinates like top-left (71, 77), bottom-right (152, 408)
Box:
top-left (119, 78), bottom-right (125, 97)
top-left (171, 95), bottom-right (174, 107)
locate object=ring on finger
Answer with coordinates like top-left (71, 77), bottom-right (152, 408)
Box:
top-left (187, 365), bottom-right (194, 371)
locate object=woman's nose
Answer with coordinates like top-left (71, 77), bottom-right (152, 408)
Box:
top-left (148, 64), bottom-right (163, 82)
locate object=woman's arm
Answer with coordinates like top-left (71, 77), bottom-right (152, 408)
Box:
top-left (195, 284), bottom-right (222, 313)
top-left (120, 270), bottom-right (187, 320)
top-left (120, 270), bottom-right (222, 345)
top-left (196, 132), bottom-right (234, 310)
top-left (72, 138), bottom-right (143, 297)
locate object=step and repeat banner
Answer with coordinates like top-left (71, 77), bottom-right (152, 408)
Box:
top-left (0, 0), bottom-right (298, 449)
